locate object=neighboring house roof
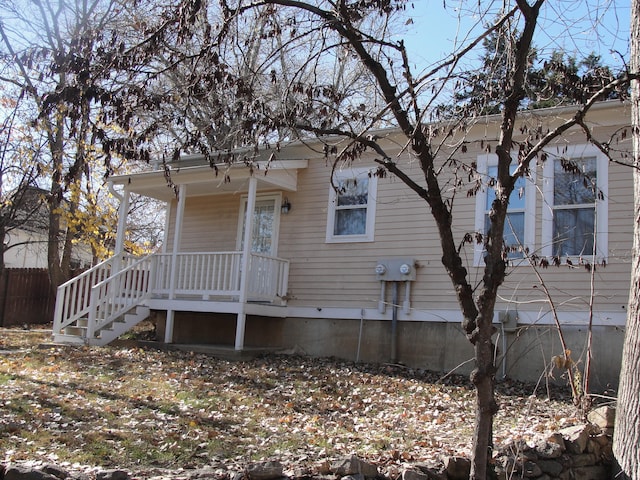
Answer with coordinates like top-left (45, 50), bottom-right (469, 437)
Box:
top-left (7, 186), bottom-right (49, 235)
top-left (3, 186), bottom-right (93, 269)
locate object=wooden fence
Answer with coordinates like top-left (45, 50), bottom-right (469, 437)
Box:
top-left (0, 268), bottom-right (55, 327)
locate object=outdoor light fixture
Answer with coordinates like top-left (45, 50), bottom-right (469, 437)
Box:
top-left (281, 197), bottom-right (292, 214)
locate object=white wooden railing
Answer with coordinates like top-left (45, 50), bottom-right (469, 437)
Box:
top-left (151, 252), bottom-right (243, 298)
top-left (86, 255), bottom-right (154, 340)
top-left (53, 253), bottom-right (139, 335)
top-left (54, 251), bottom-right (290, 339)
top-left (150, 251), bottom-right (289, 303)
top-left (247, 252), bottom-right (290, 303)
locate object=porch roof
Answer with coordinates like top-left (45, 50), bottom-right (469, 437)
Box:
top-left (109, 158), bottom-right (309, 201)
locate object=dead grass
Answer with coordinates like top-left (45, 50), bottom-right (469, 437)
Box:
top-left (0, 326), bottom-right (580, 476)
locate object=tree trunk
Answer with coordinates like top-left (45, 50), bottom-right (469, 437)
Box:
top-left (470, 319), bottom-right (498, 480)
top-left (613, 0), bottom-right (640, 477)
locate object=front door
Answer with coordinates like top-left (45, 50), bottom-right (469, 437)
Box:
top-left (237, 194), bottom-right (281, 256)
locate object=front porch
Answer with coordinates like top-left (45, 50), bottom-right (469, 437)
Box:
top-left (52, 250), bottom-right (290, 348)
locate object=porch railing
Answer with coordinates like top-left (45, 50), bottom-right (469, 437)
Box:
top-left (54, 251), bottom-right (290, 338)
top-left (150, 251), bottom-right (289, 303)
top-left (152, 252), bottom-right (243, 298)
top-left (247, 252), bottom-right (290, 303)
top-left (53, 253), bottom-right (138, 335)
top-left (86, 255), bottom-right (154, 340)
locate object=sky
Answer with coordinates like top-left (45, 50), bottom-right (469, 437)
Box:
top-left (395, 0), bottom-right (631, 74)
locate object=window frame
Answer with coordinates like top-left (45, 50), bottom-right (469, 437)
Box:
top-left (326, 167), bottom-right (378, 243)
top-left (474, 154), bottom-right (536, 267)
top-left (541, 144), bottom-right (608, 262)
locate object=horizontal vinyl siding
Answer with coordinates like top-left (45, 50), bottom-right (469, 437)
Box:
top-left (166, 195), bottom-right (243, 252)
top-left (164, 104), bottom-right (633, 320)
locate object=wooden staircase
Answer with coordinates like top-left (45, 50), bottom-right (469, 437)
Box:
top-left (53, 305), bottom-right (150, 346)
top-left (52, 254), bottom-right (153, 346)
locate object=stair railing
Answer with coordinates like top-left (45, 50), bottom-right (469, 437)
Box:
top-left (86, 255), bottom-right (154, 340)
top-left (53, 253), bottom-right (137, 336)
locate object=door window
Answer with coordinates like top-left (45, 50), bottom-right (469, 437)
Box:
top-left (237, 195), bottom-right (281, 256)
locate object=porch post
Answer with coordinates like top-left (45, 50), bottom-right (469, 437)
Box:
top-left (165, 184), bottom-right (187, 344)
top-left (236, 176), bottom-right (257, 350)
top-left (114, 185), bottom-right (130, 256)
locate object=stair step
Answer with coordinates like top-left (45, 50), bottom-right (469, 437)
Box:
top-left (52, 334), bottom-right (85, 345)
top-left (63, 326), bottom-right (87, 336)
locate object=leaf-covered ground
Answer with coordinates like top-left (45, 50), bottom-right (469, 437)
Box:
top-left (0, 325), bottom-right (580, 477)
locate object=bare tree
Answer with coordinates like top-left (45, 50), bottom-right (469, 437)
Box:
top-left (0, 95), bottom-right (44, 274)
top-left (613, 0), bottom-right (640, 477)
top-left (0, 0), bottom-right (192, 288)
top-left (206, 1), bottom-right (633, 478)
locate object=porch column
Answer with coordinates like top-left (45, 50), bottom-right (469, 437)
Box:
top-left (115, 186), bottom-right (131, 255)
top-left (165, 184), bottom-right (187, 344)
top-left (111, 185), bottom-right (130, 274)
top-left (236, 176), bottom-right (257, 350)
top-left (114, 185), bottom-right (130, 256)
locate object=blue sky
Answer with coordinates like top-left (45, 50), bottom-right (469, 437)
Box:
top-left (396, 0), bottom-right (631, 73)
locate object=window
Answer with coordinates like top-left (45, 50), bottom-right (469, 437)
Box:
top-left (474, 155), bottom-right (536, 266)
top-left (542, 145), bottom-right (608, 260)
top-left (326, 168), bottom-right (377, 243)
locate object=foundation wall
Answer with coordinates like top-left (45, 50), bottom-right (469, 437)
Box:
top-left (153, 312), bottom-right (624, 391)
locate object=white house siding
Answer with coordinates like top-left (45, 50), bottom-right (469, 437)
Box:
top-left (153, 102), bottom-right (632, 388)
top-left (163, 106), bottom-right (634, 318)
top-left (166, 194), bottom-right (247, 252)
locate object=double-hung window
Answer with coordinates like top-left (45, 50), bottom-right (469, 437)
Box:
top-left (474, 154), bottom-right (536, 266)
top-left (541, 145), bottom-right (608, 260)
top-left (326, 167), bottom-right (377, 243)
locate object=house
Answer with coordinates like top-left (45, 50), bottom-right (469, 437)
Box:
top-left (4, 186), bottom-right (93, 270)
top-left (52, 101), bottom-right (633, 389)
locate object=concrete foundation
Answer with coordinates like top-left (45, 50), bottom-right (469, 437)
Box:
top-left (153, 311), bottom-right (624, 391)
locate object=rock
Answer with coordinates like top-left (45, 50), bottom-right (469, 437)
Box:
top-left (535, 439), bottom-right (564, 459)
top-left (402, 470), bottom-right (430, 480)
top-left (330, 456), bottom-right (378, 478)
top-left (41, 465), bottom-right (70, 480)
top-left (601, 442), bottom-right (614, 463)
top-left (536, 459), bottom-right (564, 477)
top-left (412, 464), bottom-right (446, 480)
top-left (560, 424), bottom-right (593, 454)
top-left (188, 466), bottom-right (227, 479)
top-left (246, 462), bottom-right (284, 480)
top-left (521, 461), bottom-right (542, 478)
top-left (573, 466), bottom-right (610, 480)
top-left (95, 471), bottom-right (130, 480)
top-left (587, 439), bottom-right (602, 458)
top-left (4, 465), bottom-right (60, 480)
top-left (315, 461), bottom-right (332, 476)
top-left (587, 406), bottom-right (615, 430)
top-left (442, 457), bottom-right (470, 480)
top-left (571, 454), bottom-right (597, 467)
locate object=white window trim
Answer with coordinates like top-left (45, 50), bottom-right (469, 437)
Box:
top-left (474, 154), bottom-right (536, 266)
top-left (326, 167), bottom-right (378, 243)
top-left (541, 144), bottom-right (608, 262)
top-left (236, 193), bottom-right (282, 257)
